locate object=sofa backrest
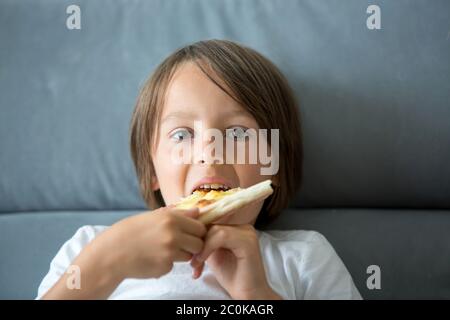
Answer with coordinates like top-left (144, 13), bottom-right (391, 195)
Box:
top-left (1, 0), bottom-right (449, 213)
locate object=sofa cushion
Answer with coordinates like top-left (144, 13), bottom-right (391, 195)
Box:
top-left (1, 208), bottom-right (450, 299)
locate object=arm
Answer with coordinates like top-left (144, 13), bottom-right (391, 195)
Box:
top-left (40, 207), bottom-right (206, 300)
top-left (40, 235), bottom-right (124, 300)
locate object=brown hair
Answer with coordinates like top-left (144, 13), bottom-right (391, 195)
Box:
top-left (129, 39), bottom-right (303, 228)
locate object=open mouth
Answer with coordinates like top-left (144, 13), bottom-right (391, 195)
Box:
top-left (192, 184), bottom-right (231, 194)
top-left (176, 180), bottom-right (273, 224)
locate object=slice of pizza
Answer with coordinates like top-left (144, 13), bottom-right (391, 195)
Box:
top-left (175, 179), bottom-right (273, 224)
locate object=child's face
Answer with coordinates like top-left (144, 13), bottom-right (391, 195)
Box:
top-left (152, 62), bottom-right (273, 225)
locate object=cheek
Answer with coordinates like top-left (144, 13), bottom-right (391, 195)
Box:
top-left (233, 164), bottom-right (266, 187)
top-left (152, 144), bottom-right (187, 205)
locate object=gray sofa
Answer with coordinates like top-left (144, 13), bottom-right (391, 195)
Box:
top-left (1, 0), bottom-right (449, 299)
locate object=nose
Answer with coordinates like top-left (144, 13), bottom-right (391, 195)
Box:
top-left (193, 134), bottom-right (224, 164)
top-left (193, 128), bottom-right (225, 165)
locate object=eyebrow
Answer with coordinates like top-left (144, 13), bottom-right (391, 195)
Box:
top-left (161, 109), bottom-right (253, 124)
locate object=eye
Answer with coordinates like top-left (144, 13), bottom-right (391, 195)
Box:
top-left (170, 128), bottom-right (192, 143)
top-left (226, 126), bottom-right (249, 141)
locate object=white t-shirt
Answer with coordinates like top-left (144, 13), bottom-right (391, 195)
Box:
top-left (36, 226), bottom-right (362, 300)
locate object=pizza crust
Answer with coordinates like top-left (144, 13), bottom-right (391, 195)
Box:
top-left (176, 179), bottom-right (273, 224)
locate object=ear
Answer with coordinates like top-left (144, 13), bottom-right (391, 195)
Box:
top-left (151, 176), bottom-right (160, 191)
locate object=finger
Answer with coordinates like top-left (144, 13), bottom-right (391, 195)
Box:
top-left (190, 253), bottom-right (202, 268)
top-left (176, 213), bottom-right (207, 237)
top-left (179, 234), bottom-right (204, 255)
top-left (176, 207), bottom-right (200, 219)
top-left (173, 249), bottom-right (193, 262)
top-left (192, 261), bottom-right (204, 279)
top-left (196, 226), bottom-right (237, 262)
top-left (209, 208), bottom-right (238, 225)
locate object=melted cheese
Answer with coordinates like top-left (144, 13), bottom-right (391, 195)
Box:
top-left (176, 188), bottom-right (241, 210)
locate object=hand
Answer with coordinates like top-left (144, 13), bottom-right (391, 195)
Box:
top-left (93, 205), bottom-right (207, 280)
top-left (190, 224), bottom-right (281, 300)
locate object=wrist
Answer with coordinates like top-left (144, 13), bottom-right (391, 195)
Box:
top-left (82, 234), bottom-right (126, 287)
top-left (93, 232), bottom-right (127, 282)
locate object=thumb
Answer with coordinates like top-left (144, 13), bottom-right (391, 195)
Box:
top-left (180, 207), bottom-right (200, 219)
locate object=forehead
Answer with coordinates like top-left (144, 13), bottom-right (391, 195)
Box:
top-left (162, 61), bottom-right (245, 117)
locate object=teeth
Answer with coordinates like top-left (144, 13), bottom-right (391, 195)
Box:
top-left (195, 183), bottom-right (230, 192)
